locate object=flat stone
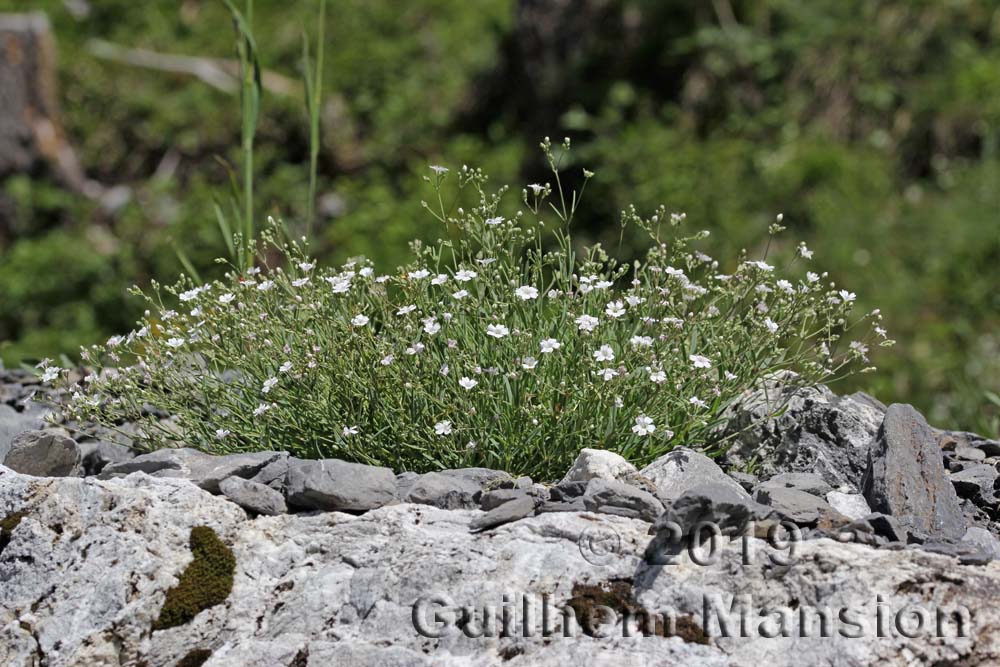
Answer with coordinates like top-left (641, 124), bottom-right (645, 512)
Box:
top-left (728, 471), bottom-right (758, 492)
top-left (935, 429), bottom-right (1000, 457)
top-left (480, 488), bottom-right (532, 511)
top-left (962, 526), bottom-right (1000, 561)
top-left (101, 448), bottom-right (284, 493)
top-left (560, 448), bottom-right (638, 484)
top-left (864, 513), bottom-right (908, 544)
top-left (862, 404), bottom-right (966, 541)
top-left (640, 447), bottom-right (751, 503)
top-left (403, 471), bottom-right (481, 510)
top-left (0, 403), bottom-right (51, 461)
top-left (582, 478), bottom-right (663, 522)
top-left (949, 464), bottom-right (999, 507)
top-left (754, 486), bottom-right (836, 525)
top-left (3, 430), bottom-right (81, 477)
top-left (469, 495), bottom-right (536, 532)
top-left (285, 458), bottom-right (396, 511)
top-left (658, 483), bottom-right (770, 537)
top-left (548, 480), bottom-right (589, 502)
top-left (954, 445), bottom-right (987, 462)
top-left (536, 498), bottom-right (587, 513)
top-left (250, 453), bottom-right (291, 491)
top-left (219, 476), bottom-right (287, 516)
top-left (757, 472), bottom-right (832, 497)
top-left (825, 491), bottom-right (872, 521)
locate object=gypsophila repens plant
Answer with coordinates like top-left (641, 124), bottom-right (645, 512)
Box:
top-left (44, 138), bottom-right (893, 480)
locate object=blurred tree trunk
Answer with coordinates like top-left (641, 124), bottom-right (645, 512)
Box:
top-left (0, 12), bottom-right (95, 197)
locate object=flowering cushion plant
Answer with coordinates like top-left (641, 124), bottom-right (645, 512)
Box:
top-left (47, 139), bottom-right (892, 480)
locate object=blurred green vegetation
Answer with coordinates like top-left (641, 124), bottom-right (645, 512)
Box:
top-left (0, 0), bottom-right (997, 434)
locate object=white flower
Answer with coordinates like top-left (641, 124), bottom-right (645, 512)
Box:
top-left (764, 317), bottom-right (779, 334)
top-left (292, 277), bottom-right (310, 287)
top-left (351, 314), bottom-right (370, 327)
top-left (595, 280), bottom-right (613, 290)
top-left (630, 335), bottom-right (653, 348)
top-left (598, 368), bottom-right (618, 381)
top-left (485, 216), bottom-right (504, 226)
top-left (262, 377), bottom-right (279, 394)
top-left (298, 261), bottom-right (315, 272)
top-left (724, 371), bottom-right (738, 381)
top-left (632, 415), bottom-right (656, 436)
top-left (409, 269), bottom-right (430, 280)
top-left (429, 165), bottom-right (449, 174)
top-left (432, 274), bottom-right (449, 285)
top-left (527, 183), bottom-right (545, 195)
top-left (452, 289), bottom-right (469, 300)
top-left (521, 356), bottom-right (538, 370)
top-left (605, 300), bottom-right (626, 318)
top-left (253, 403), bottom-right (272, 417)
top-left (747, 260), bottom-right (774, 272)
top-left (246, 266), bottom-right (261, 275)
top-left (359, 267), bottom-right (374, 277)
top-left (486, 324), bottom-right (510, 339)
top-left (166, 337), bottom-right (185, 349)
top-left (397, 304), bottom-right (417, 316)
top-left (689, 396), bottom-right (708, 409)
top-left (806, 272), bottom-right (820, 283)
top-left (380, 354), bottom-right (395, 366)
top-left (455, 269), bottom-right (477, 282)
top-left (798, 244), bottom-right (814, 259)
top-left (218, 293), bottom-right (235, 304)
top-left (575, 314), bottom-right (599, 332)
top-left (593, 344), bottom-right (615, 362)
top-left (625, 295), bottom-right (645, 307)
top-left (434, 420), bottom-right (453, 436)
top-left (406, 343), bottom-right (426, 355)
top-left (325, 276), bottom-right (352, 293)
top-left (215, 429), bottom-right (231, 440)
top-left (342, 426), bottom-right (359, 436)
top-left (477, 258), bottom-right (496, 266)
top-left (839, 290), bottom-right (857, 303)
top-left (689, 354), bottom-right (712, 369)
top-left (106, 335), bottom-right (125, 348)
top-left (515, 285), bottom-right (539, 300)
top-left (257, 280), bottom-right (275, 292)
top-left (376, 275), bottom-right (390, 283)
top-left (40, 366), bottom-right (61, 384)
top-left (179, 287), bottom-right (203, 302)
top-left (423, 317), bottom-right (441, 335)
top-left (279, 361), bottom-right (293, 373)
top-left (459, 376), bottom-right (478, 390)
top-left (649, 369), bottom-right (667, 384)
top-left (850, 341), bottom-right (869, 358)
top-left (539, 338), bottom-right (561, 354)
top-left (776, 280), bottom-right (794, 294)
top-left (439, 364), bottom-right (450, 376)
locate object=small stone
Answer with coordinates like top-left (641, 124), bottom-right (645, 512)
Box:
top-left (101, 448), bottom-right (284, 493)
top-left (285, 458), bottom-right (397, 512)
top-left (77, 439), bottom-right (135, 476)
top-left (962, 527), bottom-right (1000, 561)
top-left (480, 488), bottom-right (532, 511)
top-left (728, 471), bottom-right (758, 492)
top-left (560, 448), bottom-right (638, 484)
top-left (954, 445), bottom-right (987, 462)
top-left (825, 491), bottom-right (872, 521)
top-left (404, 472), bottom-right (481, 510)
top-left (582, 478), bottom-right (663, 522)
top-left (757, 472), bottom-right (832, 497)
top-left (864, 513), bottom-right (907, 544)
top-left (250, 454), bottom-right (291, 491)
top-left (754, 486), bottom-right (836, 525)
top-left (659, 483), bottom-right (769, 537)
top-left (949, 464), bottom-right (999, 507)
top-left (549, 481), bottom-right (589, 502)
top-left (3, 430), bottom-right (81, 477)
top-left (536, 499), bottom-right (587, 513)
top-left (470, 495), bottom-right (536, 532)
top-left (219, 477), bottom-right (287, 516)
top-left (640, 447), bottom-right (751, 503)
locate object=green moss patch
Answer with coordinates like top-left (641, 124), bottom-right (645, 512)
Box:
top-left (153, 526), bottom-right (236, 631)
top-left (0, 511), bottom-right (28, 555)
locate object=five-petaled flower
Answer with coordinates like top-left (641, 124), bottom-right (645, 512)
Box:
top-left (486, 324), bottom-right (509, 338)
top-left (632, 415), bottom-right (655, 436)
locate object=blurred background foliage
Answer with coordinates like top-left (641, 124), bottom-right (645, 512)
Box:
top-left (0, 0), bottom-right (997, 434)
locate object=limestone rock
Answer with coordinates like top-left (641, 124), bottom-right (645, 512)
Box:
top-left (560, 448), bottom-right (638, 484)
top-left (754, 485), bottom-right (837, 525)
top-left (101, 448), bottom-right (284, 493)
top-left (219, 477), bottom-right (287, 516)
top-left (3, 430), bottom-right (81, 477)
top-left (721, 380), bottom-right (883, 488)
top-left (640, 447), bottom-right (751, 503)
top-left (825, 491), bottom-right (872, 521)
top-left (756, 471), bottom-right (832, 497)
top-left (862, 404), bottom-right (966, 541)
top-left (2, 466), bottom-right (1000, 666)
top-left (285, 458), bottom-right (396, 511)
top-left (581, 478), bottom-right (663, 522)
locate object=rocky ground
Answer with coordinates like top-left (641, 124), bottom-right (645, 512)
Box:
top-left (2, 369), bottom-right (999, 666)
